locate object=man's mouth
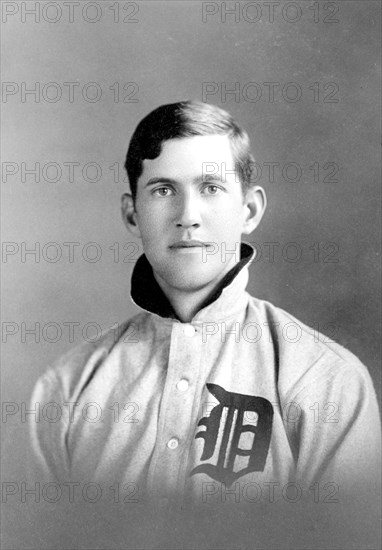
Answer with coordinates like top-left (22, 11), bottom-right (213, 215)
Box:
top-left (170, 240), bottom-right (207, 249)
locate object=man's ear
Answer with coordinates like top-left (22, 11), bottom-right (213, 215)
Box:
top-left (241, 186), bottom-right (267, 235)
top-left (121, 193), bottom-right (141, 238)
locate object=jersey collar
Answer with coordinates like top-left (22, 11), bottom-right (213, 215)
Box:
top-left (130, 242), bottom-right (255, 322)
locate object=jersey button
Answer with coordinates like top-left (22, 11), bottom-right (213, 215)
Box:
top-left (176, 379), bottom-right (189, 392)
top-left (183, 324), bottom-right (195, 337)
top-left (167, 438), bottom-right (179, 450)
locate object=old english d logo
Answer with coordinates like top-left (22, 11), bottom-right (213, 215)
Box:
top-left (191, 383), bottom-right (273, 487)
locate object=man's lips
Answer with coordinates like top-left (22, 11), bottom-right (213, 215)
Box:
top-left (169, 240), bottom-right (209, 249)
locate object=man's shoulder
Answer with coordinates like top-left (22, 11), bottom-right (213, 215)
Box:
top-left (245, 294), bottom-right (372, 392)
top-left (34, 312), bottom-right (149, 398)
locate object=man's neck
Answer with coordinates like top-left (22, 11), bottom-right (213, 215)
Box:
top-left (154, 287), bottom-right (209, 322)
top-left (153, 263), bottom-right (237, 323)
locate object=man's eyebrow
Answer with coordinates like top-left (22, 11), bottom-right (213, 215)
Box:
top-left (200, 173), bottom-right (225, 182)
top-left (144, 177), bottom-right (177, 188)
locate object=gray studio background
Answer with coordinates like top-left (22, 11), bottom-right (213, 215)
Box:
top-left (2, 0), bottom-right (381, 545)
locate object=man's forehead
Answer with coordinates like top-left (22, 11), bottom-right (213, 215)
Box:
top-left (140, 134), bottom-right (235, 178)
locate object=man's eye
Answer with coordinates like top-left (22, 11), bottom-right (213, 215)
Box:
top-left (203, 184), bottom-right (221, 195)
top-left (153, 187), bottom-right (173, 197)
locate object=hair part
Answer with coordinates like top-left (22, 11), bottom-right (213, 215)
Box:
top-left (124, 101), bottom-right (256, 201)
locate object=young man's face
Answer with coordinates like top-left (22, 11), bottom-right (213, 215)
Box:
top-left (128, 134), bottom-right (263, 293)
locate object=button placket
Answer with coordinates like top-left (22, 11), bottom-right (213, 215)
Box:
top-left (147, 322), bottom-right (202, 498)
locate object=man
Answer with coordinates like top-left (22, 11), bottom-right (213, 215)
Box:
top-left (29, 101), bottom-right (380, 548)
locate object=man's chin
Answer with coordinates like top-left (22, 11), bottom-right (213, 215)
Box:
top-left (155, 265), bottom-right (226, 294)
top-left (169, 278), bottom-right (213, 293)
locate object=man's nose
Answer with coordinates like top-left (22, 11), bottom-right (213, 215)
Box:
top-left (175, 192), bottom-right (202, 228)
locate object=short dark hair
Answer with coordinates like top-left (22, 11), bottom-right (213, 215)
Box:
top-left (124, 101), bottom-right (256, 200)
